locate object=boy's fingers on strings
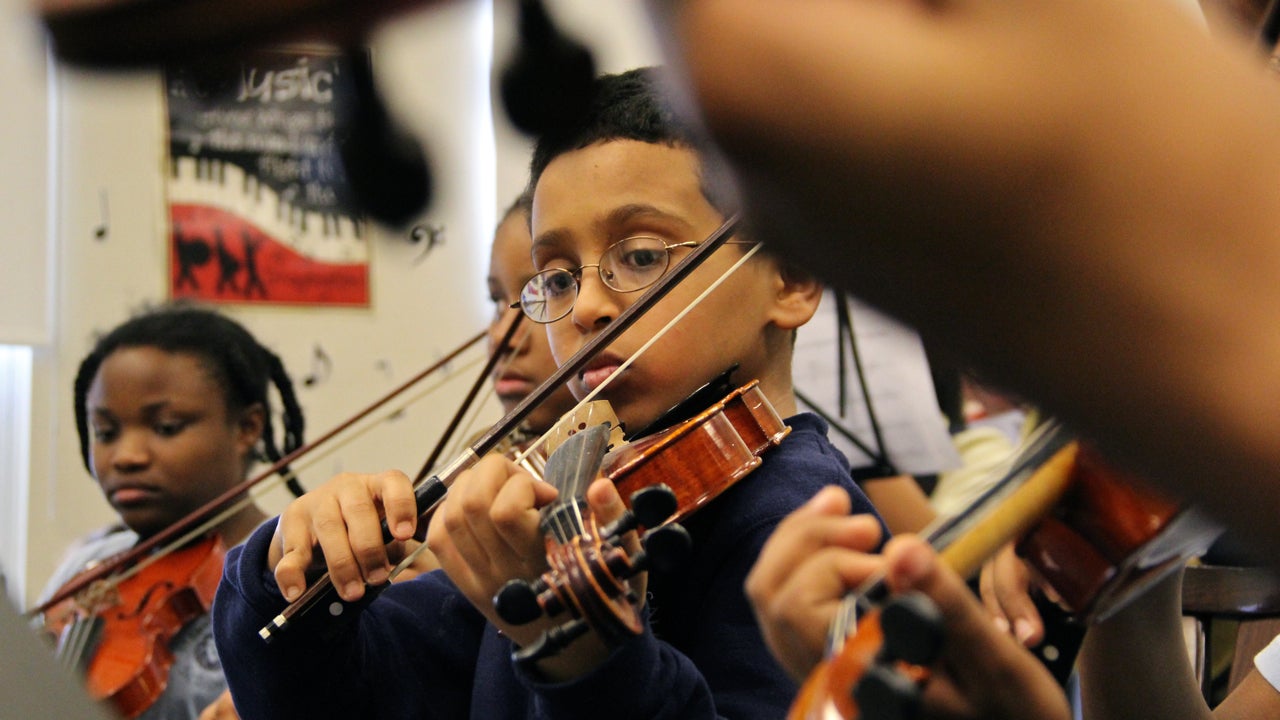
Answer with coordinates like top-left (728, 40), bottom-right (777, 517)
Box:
top-left (431, 458), bottom-right (521, 585)
top-left (586, 479), bottom-right (631, 550)
top-left (488, 468), bottom-right (558, 571)
top-left (760, 546), bottom-right (885, 682)
top-left (883, 536), bottom-right (1066, 720)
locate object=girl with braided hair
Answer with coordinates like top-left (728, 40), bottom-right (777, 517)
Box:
top-left (39, 302), bottom-right (306, 720)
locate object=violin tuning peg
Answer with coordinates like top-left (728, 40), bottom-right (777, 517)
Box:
top-left (853, 663), bottom-right (922, 720)
top-left (636, 523), bottom-right (692, 575)
top-left (879, 592), bottom-right (945, 666)
top-left (629, 484), bottom-right (678, 528)
top-left (511, 617), bottom-right (591, 666)
top-left (599, 510), bottom-right (640, 542)
top-left (493, 579), bottom-right (544, 625)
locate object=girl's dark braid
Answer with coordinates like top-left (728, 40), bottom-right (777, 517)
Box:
top-left (73, 303), bottom-right (308, 497)
top-left (261, 349), bottom-right (307, 497)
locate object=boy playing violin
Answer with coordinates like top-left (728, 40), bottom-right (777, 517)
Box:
top-left (212, 66), bottom-right (885, 719)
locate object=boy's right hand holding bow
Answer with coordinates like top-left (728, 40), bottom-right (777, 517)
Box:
top-left (266, 455), bottom-right (637, 681)
top-left (270, 468), bottom-right (421, 604)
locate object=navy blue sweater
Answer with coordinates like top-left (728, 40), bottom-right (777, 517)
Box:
top-left (212, 414), bottom-right (883, 719)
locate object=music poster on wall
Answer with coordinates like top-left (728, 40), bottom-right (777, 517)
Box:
top-left (165, 47), bottom-right (370, 306)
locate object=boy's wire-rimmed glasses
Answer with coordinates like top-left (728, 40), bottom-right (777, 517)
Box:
top-left (515, 235), bottom-right (749, 324)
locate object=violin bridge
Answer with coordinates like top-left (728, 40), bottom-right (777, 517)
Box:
top-left (544, 401), bottom-right (625, 456)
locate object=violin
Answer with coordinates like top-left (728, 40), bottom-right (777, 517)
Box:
top-left (40, 535), bottom-right (226, 719)
top-left (789, 420), bottom-right (1222, 720)
top-left (493, 379), bottom-right (790, 664)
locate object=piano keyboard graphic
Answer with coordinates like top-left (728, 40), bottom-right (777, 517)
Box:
top-left (168, 155), bottom-right (367, 265)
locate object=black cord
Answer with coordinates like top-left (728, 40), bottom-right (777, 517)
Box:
top-left (799, 292), bottom-right (896, 476)
top-left (837, 292), bottom-right (895, 475)
top-left (795, 388), bottom-right (879, 462)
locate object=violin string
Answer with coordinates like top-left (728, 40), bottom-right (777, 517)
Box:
top-left (64, 614), bottom-right (101, 674)
top-left (388, 538), bottom-right (433, 582)
top-left (564, 412), bottom-right (602, 538)
top-left (514, 242), bottom-right (764, 469)
top-left (56, 619), bottom-right (85, 670)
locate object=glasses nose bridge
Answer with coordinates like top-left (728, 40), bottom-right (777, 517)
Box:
top-left (573, 259), bottom-right (617, 292)
top-left (567, 258), bottom-right (625, 327)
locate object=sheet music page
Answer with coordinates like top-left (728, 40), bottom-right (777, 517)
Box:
top-left (793, 290), bottom-right (960, 476)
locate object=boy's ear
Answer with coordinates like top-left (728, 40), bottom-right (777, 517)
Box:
top-left (768, 261), bottom-right (823, 331)
top-left (236, 403), bottom-right (267, 457)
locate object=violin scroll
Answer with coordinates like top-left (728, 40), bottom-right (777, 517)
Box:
top-left (788, 593), bottom-right (944, 720)
top-left (493, 484), bottom-right (692, 666)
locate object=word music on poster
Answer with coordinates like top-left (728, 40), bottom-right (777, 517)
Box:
top-left (165, 47), bottom-right (370, 306)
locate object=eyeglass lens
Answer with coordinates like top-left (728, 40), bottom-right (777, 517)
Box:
top-left (519, 236), bottom-right (677, 323)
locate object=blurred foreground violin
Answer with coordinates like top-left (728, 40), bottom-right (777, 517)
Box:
top-left (789, 419), bottom-right (1222, 720)
top-left (494, 377), bottom-right (790, 663)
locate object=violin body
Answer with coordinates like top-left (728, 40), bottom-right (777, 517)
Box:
top-left (602, 380), bottom-right (790, 523)
top-left (42, 534), bottom-right (226, 719)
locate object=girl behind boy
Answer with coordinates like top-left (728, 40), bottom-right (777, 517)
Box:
top-left (40, 303), bottom-right (305, 720)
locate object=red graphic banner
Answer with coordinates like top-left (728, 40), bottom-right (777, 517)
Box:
top-left (165, 47), bottom-right (370, 306)
top-left (170, 204), bottom-right (368, 305)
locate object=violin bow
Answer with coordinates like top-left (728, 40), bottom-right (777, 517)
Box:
top-left (853, 419), bottom-right (1074, 612)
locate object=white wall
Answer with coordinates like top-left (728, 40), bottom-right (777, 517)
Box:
top-left (20, 0), bottom-right (662, 608)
